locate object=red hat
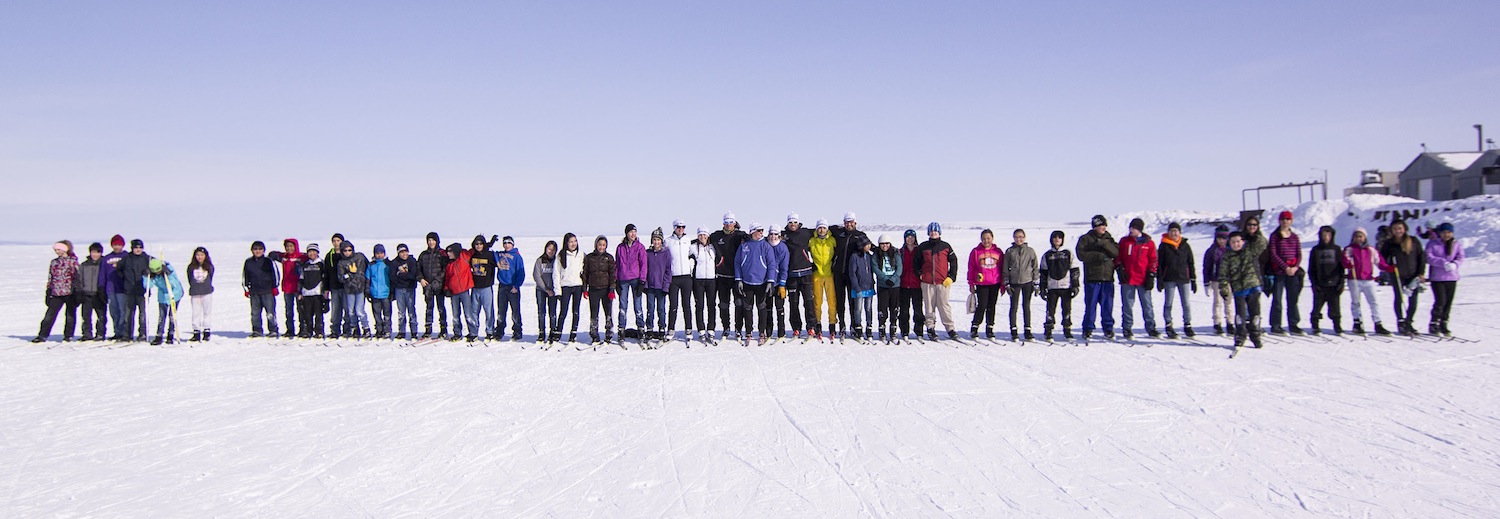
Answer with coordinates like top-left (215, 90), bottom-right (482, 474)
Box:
top-left (110, 234), bottom-right (125, 247)
top-left (1279, 211), bottom-right (1294, 221)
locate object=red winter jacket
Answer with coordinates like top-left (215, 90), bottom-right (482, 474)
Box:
top-left (1114, 235), bottom-right (1157, 286)
top-left (900, 246), bottom-right (921, 288)
top-left (271, 238), bottom-right (304, 295)
top-left (445, 249), bottom-right (474, 295)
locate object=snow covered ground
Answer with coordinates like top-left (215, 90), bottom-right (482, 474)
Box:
top-left (3, 221), bottom-right (1499, 516)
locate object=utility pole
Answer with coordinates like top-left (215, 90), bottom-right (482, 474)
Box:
top-left (1477, 124), bottom-right (1486, 152)
top-left (1311, 168), bottom-right (1329, 200)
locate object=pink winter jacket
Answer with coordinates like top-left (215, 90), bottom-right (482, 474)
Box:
top-left (1342, 244), bottom-right (1388, 281)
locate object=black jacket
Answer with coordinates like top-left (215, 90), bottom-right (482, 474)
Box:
top-left (1156, 238), bottom-right (1196, 284)
top-left (1380, 235), bottom-right (1426, 283)
top-left (417, 247), bottom-right (446, 285)
top-left (242, 256), bottom-right (280, 295)
top-left (831, 226), bottom-right (869, 281)
top-left (709, 228), bottom-right (748, 279)
top-left (338, 252), bottom-right (370, 294)
top-left (323, 249), bottom-right (345, 290)
top-left (390, 256), bottom-right (420, 289)
top-left (118, 252), bottom-right (152, 296)
top-left (782, 226), bottom-right (815, 277)
top-left (1309, 242), bottom-right (1345, 290)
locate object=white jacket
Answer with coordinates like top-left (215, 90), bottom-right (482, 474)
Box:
top-left (689, 241), bottom-right (717, 280)
top-left (665, 232), bottom-right (695, 278)
top-left (555, 248), bottom-right (585, 288)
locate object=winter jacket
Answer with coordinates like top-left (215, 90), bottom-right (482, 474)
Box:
top-left (1075, 230), bottom-right (1119, 283)
top-left (769, 240), bottom-right (790, 287)
top-left (1005, 243), bottom-right (1039, 286)
top-left (689, 241), bottom-right (717, 280)
top-left (445, 248), bottom-right (474, 295)
top-left (468, 247), bottom-right (497, 289)
top-left (1220, 247), bottom-right (1262, 294)
top-left (1156, 235), bottom-right (1196, 284)
top-left (710, 229), bottom-right (748, 279)
top-left (389, 256), bottom-right (420, 290)
top-left (1114, 234), bottom-right (1157, 286)
top-left (1202, 243), bottom-right (1225, 284)
top-left (831, 227), bottom-right (869, 280)
top-left (900, 246), bottom-right (921, 288)
top-left (533, 256), bottom-right (557, 294)
top-left (47, 254), bottom-right (79, 297)
top-left (119, 252), bottom-right (152, 297)
top-left (77, 256), bottom-right (102, 295)
top-left (1241, 231), bottom-right (1269, 272)
top-left (1426, 236), bottom-right (1464, 282)
top-left (100, 250), bottom-right (127, 294)
top-left (366, 259), bottom-right (391, 299)
top-left (1342, 244), bottom-right (1387, 281)
top-left (556, 249), bottom-right (585, 288)
top-left (417, 246), bottom-right (447, 287)
top-left (873, 249), bottom-right (903, 289)
top-left (809, 233), bottom-right (837, 277)
top-left (1380, 236), bottom-right (1426, 283)
top-left (149, 263), bottom-right (184, 305)
top-left (645, 246), bottom-right (673, 292)
top-left (1308, 228), bottom-right (1345, 290)
top-left (323, 249), bottom-right (345, 291)
top-left (735, 238), bottom-right (776, 286)
top-left (1040, 248), bottom-right (1080, 291)
top-left (338, 252), bottom-right (370, 294)
top-left (242, 255), bottom-right (280, 296)
top-left (268, 239), bottom-right (302, 295)
top-left (782, 226), bottom-right (815, 277)
top-left (582, 251), bottom-right (617, 289)
top-left (847, 250), bottom-right (876, 295)
top-left (665, 232), bottom-right (695, 279)
top-left (967, 243), bottom-right (1003, 286)
top-left (615, 239), bottom-right (647, 282)
top-left (296, 259), bottom-right (323, 296)
top-left (495, 248), bottom-right (526, 287)
top-left (1267, 229), bottom-right (1302, 272)
top-left (188, 265), bottom-right (214, 296)
top-left (913, 238), bottom-right (958, 285)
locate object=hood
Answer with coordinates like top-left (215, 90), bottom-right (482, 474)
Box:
top-left (446, 243), bottom-right (464, 256)
top-left (1319, 225), bottom-right (1337, 244)
top-left (284, 238), bottom-right (300, 252)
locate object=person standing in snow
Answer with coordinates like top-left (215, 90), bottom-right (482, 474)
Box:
top-left (830, 212), bottom-right (869, 340)
top-left (323, 233), bottom-right (347, 338)
top-left (1039, 230), bottom-right (1080, 341)
top-left (467, 235), bottom-right (499, 340)
top-left (295, 244), bottom-right (324, 339)
top-left (390, 244), bottom-right (421, 340)
top-left (1005, 229), bottom-right (1039, 341)
top-left (366, 244), bottom-right (392, 339)
top-left (846, 236), bottom-right (876, 341)
top-left (77, 243), bottom-right (107, 341)
top-left (644, 228), bottom-right (673, 342)
top-left (118, 238), bottom-right (154, 341)
top-left (582, 235), bottom-right (618, 344)
top-left (689, 227), bottom-right (718, 342)
top-left (735, 223), bottom-right (779, 343)
top-left (1076, 215), bottom-right (1119, 340)
top-left (809, 219), bottom-right (837, 341)
top-left (417, 232), bottom-right (448, 339)
top-left (766, 227), bottom-right (791, 338)
top-left (100, 235), bottom-right (129, 340)
top-left (616, 224), bottom-right (648, 340)
top-left (1379, 219), bottom-right (1426, 335)
top-left (872, 234), bottom-right (903, 341)
top-left (495, 236), bottom-right (526, 341)
top-left (782, 214), bottom-right (816, 340)
top-left (1266, 211), bottom-right (1305, 335)
top-left (32, 240), bottom-right (80, 343)
top-left (1156, 222), bottom-right (1196, 338)
top-left (146, 258), bottom-right (184, 345)
top-left (556, 233), bottom-right (586, 343)
top-left (967, 229), bottom-right (1004, 340)
top-left (1342, 228), bottom-right (1391, 336)
top-left (710, 214), bottom-right (749, 340)
top-left (533, 240), bottom-right (561, 343)
top-left (1425, 222), bottom-right (1463, 337)
top-left (664, 219), bottom-right (696, 341)
top-left (1306, 226), bottom-right (1345, 335)
top-left (1202, 225), bottom-right (1233, 335)
top-left (268, 238), bottom-right (304, 338)
top-left (444, 243), bottom-right (477, 342)
top-left (243, 241), bottom-right (281, 339)
top-left (337, 241), bottom-right (371, 338)
top-left (1221, 231), bottom-right (1265, 349)
top-left (1115, 218), bottom-right (1159, 340)
top-left (186, 246), bottom-right (215, 342)
top-left (898, 229), bottom-right (925, 340)
top-left (914, 222), bottom-right (960, 341)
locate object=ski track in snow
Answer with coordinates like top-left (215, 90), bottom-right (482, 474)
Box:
top-left (3, 238), bottom-right (1500, 517)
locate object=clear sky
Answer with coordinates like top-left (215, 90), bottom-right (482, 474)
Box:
top-left (2, 1), bottom-right (1496, 242)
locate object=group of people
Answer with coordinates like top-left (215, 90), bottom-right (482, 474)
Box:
top-left (31, 210), bottom-right (1466, 350)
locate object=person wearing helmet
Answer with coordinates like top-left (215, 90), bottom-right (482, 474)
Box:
top-left (147, 257), bottom-right (184, 345)
top-left (710, 213), bottom-right (749, 340)
top-left (913, 222), bottom-right (959, 341)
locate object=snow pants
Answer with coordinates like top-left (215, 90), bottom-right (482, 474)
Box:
top-left (922, 282), bottom-right (954, 332)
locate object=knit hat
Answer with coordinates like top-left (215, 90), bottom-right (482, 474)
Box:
top-left (446, 243), bottom-right (463, 255)
top-left (1167, 222), bottom-right (1181, 231)
top-left (723, 212), bottom-right (736, 225)
top-left (503, 236), bottom-right (515, 246)
top-left (904, 229), bottom-right (918, 241)
top-left (769, 227), bottom-right (781, 236)
top-left (307, 243), bottom-right (320, 254)
top-left (843, 212), bottom-right (857, 223)
top-left (1437, 222), bottom-right (1455, 233)
top-left (373, 244), bottom-right (386, 255)
top-left (130, 239), bottom-right (144, 249)
top-left (815, 219), bottom-right (829, 229)
top-left (1050, 230), bottom-right (1065, 243)
top-left (88, 242), bottom-right (103, 253)
top-left (651, 227), bottom-right (665, 241)
top-left (397, 243), bottom-right (409, 253)
top-left (787, 213), bottom-right (800, 224)
top-left (697, 226), bottom-right (709, 236)
top-left (750, 222), bottom-right (765, 233)
top-left (426, 232), bottom-right (440, 244)
top-left (251, 240), bottom-right (266, 251)
top-left (111, 235), bottom-right (125, 247)
top-left (927, 222), bottom-right (941, 235)
top-left (332, 233), bottom-right (345, 242)
top-left (1214, 224), bottom-right (1230, 238)
top-left (148, 258), bottom-right (163, 273)
top-left (877, 234), bottom-right (890, 244)
top-left (672, 218), bottom-right (686, 228)
top-left (625, 223), bottom-right (637, 234)
top-left (1129, 218), bottom-right (1145, 231)
top-left (1279, 210), bottom-right (1294, 221)
top-left (1091, 215), bottom-right (1108, 228)
top-left (1353, 227), bottom-right (1368, 238)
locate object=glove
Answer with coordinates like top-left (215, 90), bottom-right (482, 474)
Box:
top-left (272, 288), bottom-right (280, 297)
top-left (1156, 280), bottom-right (1164, 292)
top-left (348, 263), bottom-right (357, 273)
top-left (1191, 280), bottom-right (1199, 293)
top-left (942, 278), bottom-right (953, 288)
top-left (608, 290), bottom-right (616, 300)
top-left (1142, 274), bottom-right (1155, 291)
top-left (583, 290), bottom-right (589, 299)
top-left (1069, 286), bottom-right (1079, 299)
top-left (777, 286), bottom-right (787, 298)
top-left (1444, 262), bottom-right (1456, 272)
top-left (243, 289), bottom-right (250, 298)
top-left (882, 280), bottom-right (895, 288)
top-left (490, 234), bottom-right (499, 244)
top-left (736, 281), bottom-right (746, 296)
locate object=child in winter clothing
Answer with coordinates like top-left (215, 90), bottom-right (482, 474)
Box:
top-left (338, 241), bottom-right (371, 338)
top-left (268, 238), bottom-right (304, 338)
top-left (556, 233), bottom-right (586, 343)
top-left (1076, 215), bottom-right (1119, 339)
top-left (846, 236), bottom-right (876, 340)
top-left (967, 230), bottom-right (1004, 340)
top-left (417, 232), bottom-right (448, 339)
top-left (243, 241), bottom-right (280, 338)
top-left (1202, 225), bottom-right (1233, 335)
top-left (444, 243), bottom-right (477, 341)
top-left (1342, 228), bottom-right (1390, 335)
top-left (1307, 226), bottom-right (1346, 335)
top-left (1039, 231), bottom-right (1080, 341)
top-left (495, 236), bottom-right (526, 340)
top-left (390, 244), bottom-right (420, 340)
top-left (1005, 229), bottom-right (1039, 341)
top-left (1156, 222), bottom-right (1196, 338)
top-left (147, 258), bottom-right (184, 345)
top-left (367, 244), bottom-right (393, 339)
top-left (914, 222), bottom-right (959, 340)
top-left (78, 243), bottom-right (107, 340)
top-left (533, 240), bottom-right (561, 343)
top-left (1221, 232), bottom-right (1264, 349)
top-left (583, 236), bottom-right (618, 344)
top-left (688, 228), bottom-right (718, 341)
top-left (186, 247), bottom-right (215, 341)
top-left (34, 240), bottom-right (80, 343)
top-left (872, 235), bottom-right (903, 341)
top-left (644, 229), bottom-right (673, 341)
top-left (1266, 211), bottom-right (1305, 335)
top-left (1425, 222), bottom-right (1463, 336)
top-left (616, 225), bottom-right (648, 338)
top-left (1115, 218), bottom-right (1159, 339)
top-left (899, 229), bottom-right (925, 339)
top-left (1379, 219), bottom-right (1426, 335)
top-left (296, 245), bottom-right (325, 339)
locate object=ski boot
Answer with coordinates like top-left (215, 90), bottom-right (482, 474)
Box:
top-left (946, 330), bottom-right (958, 341)
top-left (1024, 329), bottom-right (1034, 341)
top-left (927, 329), bottom-right (939, 341)
top-left (1122, 329), bottom-right (1133, 341)
top-left (1309, 318), bottom-right (1321, 335)
top-left (1184, 324), bottom-right (1195, 338)
top-left (970, 326), bottom-right (980, 340)
top-left (1165, 327), bottom-right (1178, 339)
top-left (1332, 322), bottom-right (1343, 336)
top-left (986, 328), bottom-right (996, 340)
top-left (1351, 321), bottom-right (1366, 335)
top-left (150, 336), bottom-right (163, 346)
top-left (1428, 322), bottom-right (1440, 335)
top-left (1269, 326), bottom-right (1285, 336)
top-left (1213, 324), bottom-right (1225, 336)
top-left (1440, 320), bottom-right (1452, 337)
top-left (1147, 328), bottom-right (1160, 339)
top-left (1103, 330), bottom-right (1115, 340)
top-left (1063, 328), bottom-right (1073, 340)
top-left (1010, 327), bottom-right (1019, 342)
top-left (189, 332), bottom-right (202, 342)
top-left (1289, 325), bottom-right (1304, 336)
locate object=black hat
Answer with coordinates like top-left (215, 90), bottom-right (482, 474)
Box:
top-left (88, 242), bottom-right (103, 253)
top-left (625, 223), bottom-right (637, 234)
top-left (1091, 215), bottom-right (1107, 228)
top-left (130, 238), bottom-right (144, 249)
top-left (332, 233), bottom-right (345, 241)
top-left (502, 236), bottom-right (515, 246)
top-left (397, 243), bottom-right (409, 253)
top-left (1167, 222), bottom-right (1181, 231)
top-left (251, 240), bottom-right (266, 250)
top-left (1129, 218), bottom-right (1145, 231)
top-left (426, 232), bottom-right (440, 243)
top-left (1214, 224), bottom-right (1230, 238)
top-left (446, 243), bottom-right (462, 255)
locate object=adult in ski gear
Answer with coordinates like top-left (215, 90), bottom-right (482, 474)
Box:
top-left (583, 236), bottom-right (618, 342)
top-left (766, 227), bottom-right (791, 338)
top-left (77, 243), bottom-right (107, 340)
top-left (1266, 211), bottom-right (1305, 334)
top-left (119, 239), bottom-right (153, 341)
top-left (967, 230), bottom-right (1004, 339)
top-left (872, 234), bottom-right (903, 341)
top-left (846, 236), bottom-right (876, 340)
top-left (147, 258), bottom-right (184, 345)
top-left (444, 243), bottom-right (476, 340)
top-left (710, 213), bottom-right (748, 338)
top-left (243, 241), bottom-right (280, 338)
top-left (1039, 230), bottom-right (1080, 340)
top-left (644, 229), bottom-right (673, 341)
top-left (295, 245), bottom-right (325, 339)
top-left (782, 214), bottom-right (816, 338)
top-left (101, 234), bottom-right (129, 340)
top-left (268, 238), bottom-right (303, 338)
top-left (495, 236), bottom-right (526, 340)
top-left (323, 233), bottom-right (347, 338)
top-left (34, 241), bottom-right (80, 343)
top-left (533, 240), bottom-right (561, 343)
top-left (1379, 219), bottom-right (1426, 335)
top-left (809, 219), bottom-right (837, 339)
top-left (337, 241), bottom-right (371, 338)
top-left (830, 212), bottom-right (869, 338)
top-left (735, 223), bottom-right (779, 340)
top-left (1222, 232), bottom-right (1264, 349)
top-left (1157, 222), bottom-right (1197, 338)
top-left (556, 233), bottom-right (586, 342)
top-left (1425, 222), bottom-right (1463, 336)
top-left (689, 227), bottom-right (718, 340)
top-left (367, 244), bottom-right (393, 339)
top-left (1005, 229), bottom-right (1039, 340)
top-left (468, 234), bottom-right (499, 339)
top-left (616, 224), bottom-right (648, 338)
top-left (186, 246), bottom-right (215, 341)
top-left (1076, 215), bottom-right (1119, 339)
top-left (1342, 228), bottom-right (1390, 335)
top-left (1115, 218), bottom-right (1159, 339)
top-left (390, 244), bottom-right (420, 339)
top-left (1307, 226), bottom-right (1345, 335)
top-left (913, 222), bottom-right (959, 339)
top-left (664, 219), bottom-right (696, 340)
top-left (417, 232), bottom-right (448, 338)
top-left (899, 229), bottom-right (925, 339)
top-left (1203, 225), bottom-right (1233, 335)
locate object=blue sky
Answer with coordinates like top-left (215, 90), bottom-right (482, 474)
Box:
top-left (2, 1), bottom-right (1496, 242)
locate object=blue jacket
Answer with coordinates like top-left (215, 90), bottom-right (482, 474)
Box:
top-left (769, 241), bottom-right (789, 286)
top-left (873, 250), bottom-right (903, 288)
top-left (495, 248), bottom-right (526, 286)
top-left (366, 259), bottom-right (392, 299)
top-left (735, 238), bottom-right (776, 285)
top-left (150, 263), bottom-right (185, 305)
top-left (847, 251), bottom-right (876, 295)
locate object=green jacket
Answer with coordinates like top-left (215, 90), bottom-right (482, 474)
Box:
top-left (1075, 230), bottom-right (1119, 283)
top-left (1241, 231), bottom-right (1268, 270)
top-left (1219, 247), bottom-right (1262, 293)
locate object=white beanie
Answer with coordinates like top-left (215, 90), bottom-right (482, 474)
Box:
top-left (843, 211), bottom-right (857, 223)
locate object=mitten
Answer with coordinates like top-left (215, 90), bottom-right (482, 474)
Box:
top-left (942, 278), bottom-right (953, 288)
top-left (608, 290), bottom-right (616, 300)
top-left (1191, 280), bottom-right (1199, 293)
top-left (777, 286), bottom-right (787, 298)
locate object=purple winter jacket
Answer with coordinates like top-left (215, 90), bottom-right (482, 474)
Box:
top-left (100, 250), bottom-right (128, 294)
top-left (1426, 236), bottom-right (1464, 282)
top-left (615, 239), bottom-right (648, 282)
top-left (645, 246), bottom-right (672, 291)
